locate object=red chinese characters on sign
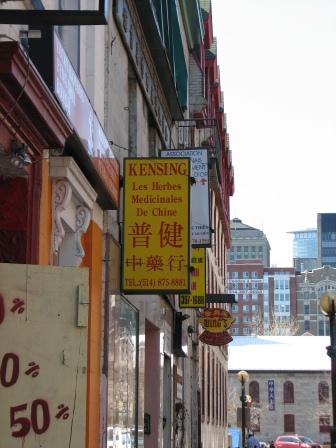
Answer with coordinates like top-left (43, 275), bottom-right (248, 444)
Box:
top-left (127, 221), bottom-right (184, 249)
top-left (159, 222), bottom-right (183, 248)
top-left (128, 222), bottom-right (152, 248)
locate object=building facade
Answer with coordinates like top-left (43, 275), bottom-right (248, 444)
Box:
top-left (227, 263), bottom-right (296, 336)
top-left (228, 218), bottom-right (271, 267)
top-left (318, 213), bottom-right (336, 268)
top-left (0, 1), bottom-right (234, 448)
top-left (288, 228), bottom-right (318, 273)
top-left (296, 266), bottom-right (336, 335)
top-left (228, 336), bottom-right (332, 445)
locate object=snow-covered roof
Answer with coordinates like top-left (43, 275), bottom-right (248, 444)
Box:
top-left (228, 336), bottom-right (331, 371)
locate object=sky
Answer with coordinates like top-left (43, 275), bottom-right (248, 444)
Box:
top-left (211, 0), bottom-right (336, 266)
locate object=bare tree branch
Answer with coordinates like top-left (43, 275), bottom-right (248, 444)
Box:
top-left (248, 310), bottom-right (299, 336)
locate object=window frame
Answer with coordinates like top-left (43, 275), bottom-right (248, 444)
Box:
top-left (283, 381), bottom-right (294, 404)
top-left (284, 414), bottom-right (295, 432)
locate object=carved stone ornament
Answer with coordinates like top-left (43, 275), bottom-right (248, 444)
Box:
top-left (52, 180), bottom-right (72, 254)
top-left (75, 205), bottom-right (91, 260)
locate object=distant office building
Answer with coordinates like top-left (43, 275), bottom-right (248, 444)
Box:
top-left (227, 262), bottom-right (296, 336)
top-left (228, 218), bottom-right (271, 267)
top-left (288, 228), bottom-right (318, 272)
top-left (318, 213), bottom-right (336, 267)
top-left (264, 267), bottom-right (297, 333)
top-left (296, 266), bottom-right (336, 335)
top-left (227, 260), bottom-right (264, 336)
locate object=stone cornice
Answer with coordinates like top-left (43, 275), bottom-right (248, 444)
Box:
top-left (49, 157), bottom-right (97, 210)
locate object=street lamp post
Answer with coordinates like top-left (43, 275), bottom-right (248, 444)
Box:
top-left (320, 292), bottom-right (336, 448)
top-left (237, 370), bottom-right (249, 448)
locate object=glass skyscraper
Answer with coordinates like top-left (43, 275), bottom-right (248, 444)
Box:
top-left (318, 213), bottom-right (336, 267)
top-left (288, 229), bottom-right (317, 272)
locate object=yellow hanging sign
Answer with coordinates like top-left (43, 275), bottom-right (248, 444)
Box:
top-left (122, 158), bottom-right (191, 294)
top-left (179, 248), bottom-right (206, 308)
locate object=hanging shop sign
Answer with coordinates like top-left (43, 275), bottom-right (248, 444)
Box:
top-left (161, 148), bottom-right (211, 247)
top-left (179, 248), bottom-right (206, 308)
top-left (206, 293), bottom-right (236, 304)
top-left (268, 380), bottom-right (275, 410)
top-left (122, 158), bottom-right (191, 294)
top-left (198, 308), bottom-right (235, 346)
top-left (228, 289), bottom-right (264, 294)
top-left (0, 1), bottom-right (109, 25)
top-left (53, 31), bottom-right (119, 208)
top-left (227, 279), bottom-right (264, 284)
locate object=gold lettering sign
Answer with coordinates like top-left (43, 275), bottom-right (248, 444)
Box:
top-left (122, 158), bottom-right (190, 294)
top-left (179, 248), bottom-right (206, 308)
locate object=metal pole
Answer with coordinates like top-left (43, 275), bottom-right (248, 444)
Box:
top-left (241, 379), bottom-right (246, 448)
top-left (328, 305), bottom-right (336, 448)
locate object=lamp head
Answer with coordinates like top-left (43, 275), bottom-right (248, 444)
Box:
top-left (320, 292), bottom-right (336, 316)
top-left (10, 140), bottom-right (32, 168)
top-left (237, 370), bottom-right (249, 383)
top-left (245, 394), bottom-right (252, 403)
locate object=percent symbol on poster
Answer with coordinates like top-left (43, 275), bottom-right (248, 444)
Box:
top-left (10, 298), bottom-right (25, 314)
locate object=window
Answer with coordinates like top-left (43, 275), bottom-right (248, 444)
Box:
top-left (319, 319), bottom-right (327, 336)
top-left (243, 316), bottom-right (249, 323)
top-left (152, 0), bottom-right (188, 108)
top-left (201, 346), bottom-right (205, 417)
top-left (304, 304), bottom-right (310, 314)
top-left (249, 381), bottom-right (260, 403)
top-left (319, 415), bottom-right (330, 433)
top-left (278, 437), bottom-right (297, 443)
top-left (304, 320), bottom-right (310, 331)
top-left (319, 382), bottom-right (329, 403)
top-left (242, 305), bottom-right (249, 312)
top-left (108, 296), bottom-right (138, 446)
top-left (231, 305), bottom-right (238, 312)
top-left (284, 414), bottom-right (295, 432)
top-left (283, 381), bottom-right (294, 403)
top-left (57, 1), bottom-right (80, 74)
top-left (207, 349), bottom-right (210, 421)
